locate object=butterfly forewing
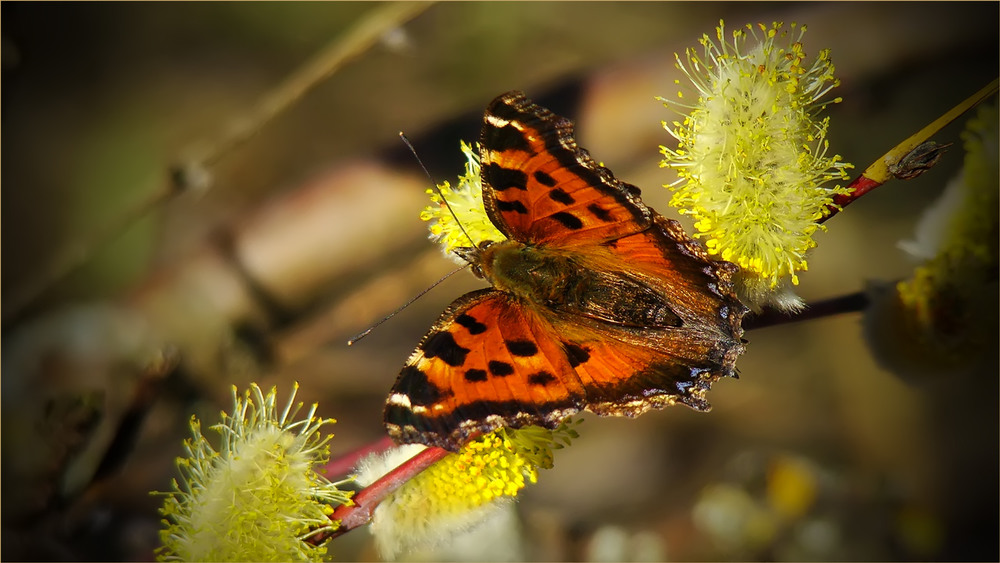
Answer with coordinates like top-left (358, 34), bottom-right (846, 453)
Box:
top-left (480, 91), bottom-right (652, 246)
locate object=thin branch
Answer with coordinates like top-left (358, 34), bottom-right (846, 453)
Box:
top-left (743, 290), bottom-right (871, 331)
top-left (321, 445), bottom-right (450, 541)
top-left (191, 2), bottom-right (434, 170)
top-left (821, 77), bottom-right (999, 223)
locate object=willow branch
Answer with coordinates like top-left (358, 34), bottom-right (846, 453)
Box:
top-left (321, 445), bottom-right (450, 541)
top-left (743, 290), bottom-right (871, 331)
top-left (821, 76), bottom-right (999, 223)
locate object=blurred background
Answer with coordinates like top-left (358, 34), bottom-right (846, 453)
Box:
top-left (2, 2), bottom-right (997, 561)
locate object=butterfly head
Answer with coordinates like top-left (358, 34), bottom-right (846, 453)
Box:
top-left (452, 239), bottom-right (498, 279)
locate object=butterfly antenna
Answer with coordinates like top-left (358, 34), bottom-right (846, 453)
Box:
top-left (349, 133), bottom-right (484, 346)
top-left (399, 132), bottom-right (479, 248)
top-left (347, 262), bottom-right (470, 346)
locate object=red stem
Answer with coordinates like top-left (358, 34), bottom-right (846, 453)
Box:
top-left (821, 174), bottom-right (883, 224)
top-left (320, 445), bottom-right (451, 541)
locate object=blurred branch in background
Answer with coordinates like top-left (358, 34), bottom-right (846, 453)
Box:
top-left (2, 1), bottom-right (433, 329)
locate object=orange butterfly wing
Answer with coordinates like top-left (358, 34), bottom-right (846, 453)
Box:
top-left (385, 91), bottom-right (747, 451)
top-left (547, 215), bottom-right (745, 417)
top-left (385, 289), bottom-right (586, 449)
top-left (479, 91), bottom-right (652, 245)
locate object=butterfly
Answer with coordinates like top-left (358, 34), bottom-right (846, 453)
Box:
top-left (385, 91), bottom-right (747, 452)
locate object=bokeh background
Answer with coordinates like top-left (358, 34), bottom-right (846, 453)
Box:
top-left (2, 2), bottom-right (997, 561)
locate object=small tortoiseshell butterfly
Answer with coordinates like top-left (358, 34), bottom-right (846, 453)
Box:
top-left (385, 91), bottom-right (747, 451)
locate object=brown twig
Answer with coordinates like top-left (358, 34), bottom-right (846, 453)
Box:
top-left (743, 290), bottom-right (871, 331)
top-left (189, 2), bottom-right (434, 170)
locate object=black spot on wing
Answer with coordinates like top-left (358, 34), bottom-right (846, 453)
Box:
top-left (505, 340), bottom-right (539, 357)
top-left (384, 403), bottom-right (408, 424)
top-left (464, 368), bottom-right (488, 382)
top-left (496, 199), bottom-right (528, 214)
top-left (562, 342), bottom-right (591, 368)
top-left (540, 134), bottom-right (619, 200)
top-left (455, 313), bottom-right (487, 335)
top-left (534, 170), bottom-right (558, 187)
top-left (587, 203), bottom-right (613, 222)
top-left (489, 360), bottom-right (514, 376)
top-left (528, 371), bottom-right (557, 386)
top-left (396, 365), bottom-right (452, 406)
top-left (421, 331), bottom-right (469, 367)
top-left (482, 163), bottom-right (528, 191)
top-left (548, 187), bottom-right (575, 205)
top-left (483, 122), bottom-right (533, 153)
top-left (551, 211), bottom-right (583, 230)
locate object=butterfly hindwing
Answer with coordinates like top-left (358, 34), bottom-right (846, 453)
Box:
top-left (604, 215), bottom-right (746, 344)
top-left (385, 289), bottom-right (587, 451)
top-left (541, 214), bottom-right (745, 413)
top-left (548, 326), bottom-right (716, 417)
top-left (480, 91), bottom-right (652, 246)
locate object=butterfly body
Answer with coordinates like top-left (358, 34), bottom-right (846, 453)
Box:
top-left (475, 240), bottom-right (578, 305)
top-left (477, 239), bottom-right (682, 330)
top-left (385, 91), bottom-right (748, 451)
